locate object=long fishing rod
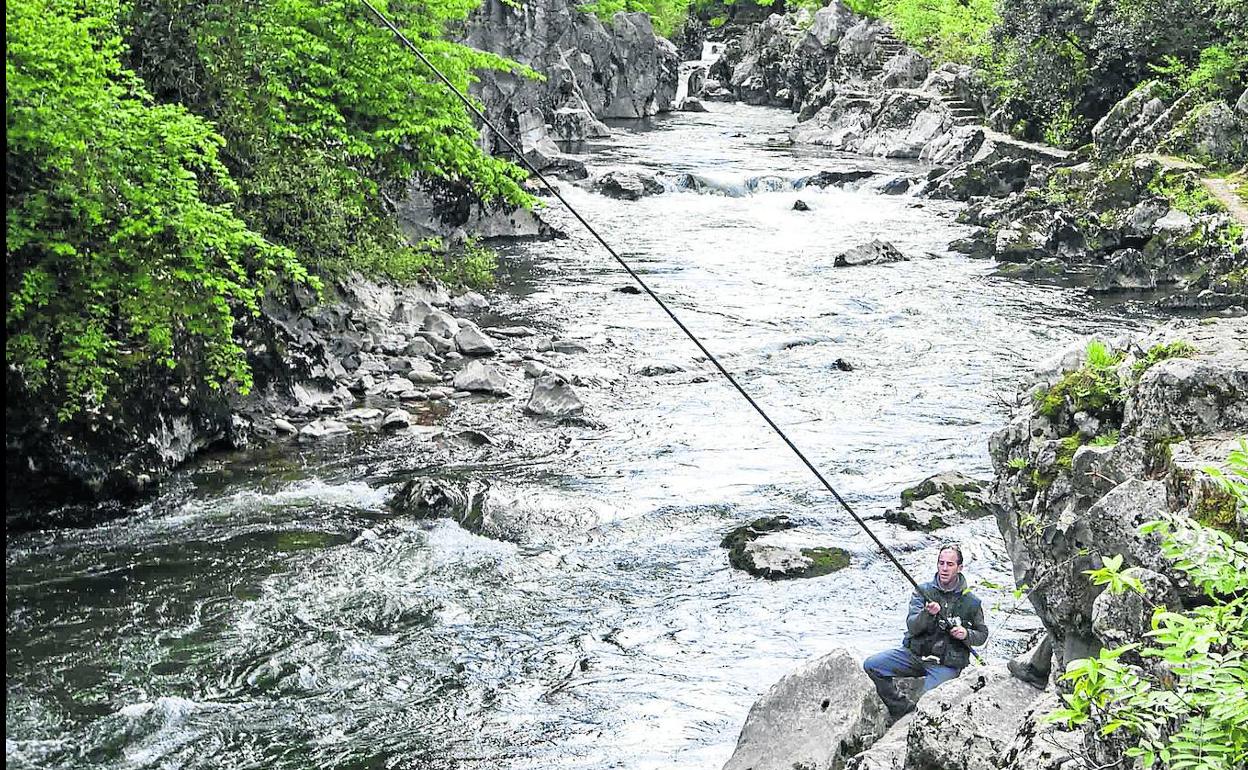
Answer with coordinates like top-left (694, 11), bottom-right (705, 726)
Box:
top-left (360, 0), bottom-right (982, 662)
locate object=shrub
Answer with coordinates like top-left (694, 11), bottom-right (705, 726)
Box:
top-left (1053, 508), bottom-right (1248, 769)
top-left (1132, 341), bottom-right (1199, 379)
top-left (7, 0), bottom-right (313, 419)
top-left (1034, 341), bottom-right (1126, 423)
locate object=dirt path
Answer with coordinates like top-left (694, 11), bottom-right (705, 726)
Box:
top-left (1201, 175), bottom-right (1248, 227)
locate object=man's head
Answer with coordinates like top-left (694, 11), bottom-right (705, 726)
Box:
top-left (936, 543), bottom-right (963, 587)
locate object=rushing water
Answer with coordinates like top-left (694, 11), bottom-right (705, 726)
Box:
top-left (7, 104), bottom-right (1161, 770)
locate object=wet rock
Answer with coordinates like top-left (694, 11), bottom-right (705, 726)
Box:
top-left (730, 542), bottom-right (851, 579)
top-left (613, 285), bottom-right (642, 295)
top-left (420, 331), bottom-right (455, 355)
top-left (885, 471), bottom-right (991, 531)
top-left (834, 358), bottom-right (854, 371)
top-left (452, 361), bottom-right (512, 395)
top-left (723, 647), bottom-right (887, 770)
top-left (905, 664), bottom-right (1044, 770)
top-left (793, 199), bottom-right (812, 211)
top-left (382, 410), bottom-right (411, 430)
top-left (681, 97), bottom-right (708, 112)
top-left (298, 419), bottom-right (349, 441)
top-left (873, 176), bottom-right (912, 195)
top-left (340, 407), bottom-right (385, 424)
top-left (834, 240), bottom-right (908, 267)
top-left (804, 169), bottom-right (876, 188)
top-left (388, 477), bottom-right (485, 530)
top-left (536, 337), bottom-right (591, 354)
top-left (593, 170), bottom-right (665, 200)
top-left (1090, 248), bottom-right (1157, 292)
top-left (550, 105), bottom-right (611, 142)
top-left (634, 360), bottom-right (686, 376)
top-left (485, 325), bottom-right (538, 337)
top-left (273, 418), bottom-right (298, 435)
top-left (524, 375), bottom-right (585, 418)
top-left (405, 359), bottom-right (441, 384)
top-left (454, 323), bottom-right (498, 357)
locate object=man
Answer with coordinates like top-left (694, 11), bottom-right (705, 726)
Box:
top-left (863, 543), bottom-right (989, 721)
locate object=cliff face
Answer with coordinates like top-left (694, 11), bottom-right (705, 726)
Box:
top-left (990, 318), bottom-right (1248, 673)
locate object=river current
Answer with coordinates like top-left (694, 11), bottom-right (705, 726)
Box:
top-left (7, 104), bottom-right (1159, 769)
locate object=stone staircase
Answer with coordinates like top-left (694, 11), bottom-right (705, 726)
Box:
top-left (937, 93), bottom-right (980, 126)
top-left (874, 29), bottom-right (906, 63)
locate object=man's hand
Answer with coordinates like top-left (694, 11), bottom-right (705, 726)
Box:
top-left (949, 625), bottom-right (968, 641)
top-left (925, 601), bottom-right (941, 615)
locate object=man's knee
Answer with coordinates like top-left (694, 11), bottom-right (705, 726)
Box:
top-left (863, 652), bottom-right (887, 678)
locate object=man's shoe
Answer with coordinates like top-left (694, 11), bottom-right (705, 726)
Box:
top-left (885, 699), bottom-right (915, 726)
top-left (1008, 659), bottom-right (1048, 690)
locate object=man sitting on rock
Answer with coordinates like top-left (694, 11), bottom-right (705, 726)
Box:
top-left (863, 543), bottom-right (989, 721)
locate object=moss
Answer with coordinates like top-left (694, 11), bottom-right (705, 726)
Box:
top-left (1148, 170), bottom-right (1226, 217)
top-left (1032, 468), bottom-right (1056, 490)
top-left (1193, 486), bottom-right (1239, 536)
top-left (1056, 435), bottom-right (1083, 470)
top-left (1132, 341), bottom-right (1199, 379)
top-left (720, 515), bottom-right (794, 549)
top-left (799, 547), bottom-right (852, 577)
top-left (1090, 430), bottom-right (1120, 447)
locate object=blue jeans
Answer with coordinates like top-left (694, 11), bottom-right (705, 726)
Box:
top-left (863, 647), bottom-right (962, 713)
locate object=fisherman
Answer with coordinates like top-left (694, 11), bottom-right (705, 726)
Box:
top-left (863, 542), bottom-right (989, 721)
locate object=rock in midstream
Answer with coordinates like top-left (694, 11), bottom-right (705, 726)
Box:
top-left (453, 360), bottom-right (512, 395)
top-left (883, 471), bottom-right (992, 532)
top-left (524, 375), bottom-right (584, 417)
top-left (834, 240), bottom-right (908, 267)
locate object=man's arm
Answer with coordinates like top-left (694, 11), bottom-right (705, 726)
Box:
top-left (906, 589), bottom-right (935, 636)
top-left (964, 598), bottom-right (988, 647)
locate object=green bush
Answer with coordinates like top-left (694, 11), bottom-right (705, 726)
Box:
top-left (1053, 509), bottom-right (1248, 769)
top-left (6, 0), bottom-right (312, 419)
top-left (580, 0), bottom-right (696, 38)
top-left (1132, 341), bottom-right (1199, 379)
top-left (1034, 341), bottom-right (1126, 423)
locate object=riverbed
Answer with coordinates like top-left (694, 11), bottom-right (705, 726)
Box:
top-left (6, 103), bottom-right (1159, 769)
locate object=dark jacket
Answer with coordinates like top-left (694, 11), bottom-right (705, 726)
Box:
top-left (902, 573), bottom-right (988, 670)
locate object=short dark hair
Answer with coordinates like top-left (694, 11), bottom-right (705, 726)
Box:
top-left (938, 542), bottom-right (964, 565)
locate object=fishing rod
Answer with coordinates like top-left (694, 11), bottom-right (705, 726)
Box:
top-left (360, 0), bottom-right (984, 665)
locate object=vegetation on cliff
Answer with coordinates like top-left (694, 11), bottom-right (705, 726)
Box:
top-left (6, 0), bottom-right (529, 419)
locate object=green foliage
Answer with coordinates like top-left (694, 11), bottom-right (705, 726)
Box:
top-left (7, 0), bottom-right (312, 419)
top-left (1007, 457), bottom-right (1029, 470)
top-left (1150, 42), bottom-right (1248, 101)
top-left (1199, 437), bottom-right (1248, 534)
top-left (1150, 172), bottom-right (1228, 217)
top-left (1133, 341), bottom-right (1199, 379)
top-left (579, 0), bottom-right (694, 37)
top-left (125, 0), bottom-right (533, 276)
top-left (855, 0), bottom-right (997, 64)
top-left (1056, 434), bottom-right (1083, 470)
top-left (1034, 340), bottom-right (1126, 422)
top-left (1051, 514), bottom-right (1248, 770)
top-left (1091, 430), bottom-right (1121, 447)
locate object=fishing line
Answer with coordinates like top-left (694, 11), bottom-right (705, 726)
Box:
top-left (361, 0), bottom-right (983, 661)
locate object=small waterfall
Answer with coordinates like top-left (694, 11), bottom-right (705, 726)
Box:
top-left (674, 42), bottom-right (726, 109)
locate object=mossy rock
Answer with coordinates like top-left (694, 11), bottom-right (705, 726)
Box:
top-left (728, 540), bottom-right (851, 580)
top-left (887, 471), bottom-right (991, 532)
top-left (720, 515), bottom-right (796, 549)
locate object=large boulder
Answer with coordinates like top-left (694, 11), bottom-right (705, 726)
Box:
top-left (903, 665), bottom-right (1045, 770)
top-left (723, 648), bottom-right (887, 770)
top-left (592, 170), bottom-right (666, 200)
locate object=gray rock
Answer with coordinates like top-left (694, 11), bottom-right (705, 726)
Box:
top-left (880, 52), bottom-right (929, 90)
top-left (885, 471), bottom-right (991, 531)
top-left (1091, 249), bottom-right (1157, 292)
top-left (449, 291), bottom-right (489, 313)
top-left (422, 309), bottom-right (460, 338)
top-left (680, 97), bottom-right (709, 112)
top-left (537, 337), bottom-right (591, 354)
top-left (453, 360), bottom-right (512, 395)
top-left (834, 240), bottom-right (908, 267)
top-left (809, 2), bottom-right (856, 48)
top-left (729, 541), bottom-right (851, 580)
top-left (340, 407), bottom-right (384, 423)
top-left (403, 337), bottom-right (438, 359)
top-left (406, 358), bottom-right (441, 384)
top-left (793, 199), bottom-right (812, 211)
top-left (382, 410), bottom-right (411, 430)
top-left (486, 325), bottom-right (537, 338)
top-left (298, 419), bottom-right (349, 441)
top-left (420, 331), bottom-right (455, 354)
top-left (550, 105), bottom-right (611, 142)
top-left (391, 299), bottom-right (435, 326)
top-left (593, 170), bottom-right (665, 200)
top-left (524, 375), bottom-right (584, 417)
top-left (454, 323), bottom-right (498, 356)
top-left (273, 418), bottom-right (298, 435)
top-left (1091, 567), bottom-right (1179, 651)
top-left (905, 665), bottom-right (1044, 770)
top-left (723, 647), bottom-right (887, 770)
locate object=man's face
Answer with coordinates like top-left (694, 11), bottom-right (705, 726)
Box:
top-left (937, 549), bottom-right (962, 585)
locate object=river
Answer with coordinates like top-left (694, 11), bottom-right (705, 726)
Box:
top-left (6, 103), bottom-right (1159, 769)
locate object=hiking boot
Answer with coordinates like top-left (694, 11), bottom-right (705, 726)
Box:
top-left (885, 699), bottom-right (915, 726)
top-left (1008, 658), bottom-right (1048, 690)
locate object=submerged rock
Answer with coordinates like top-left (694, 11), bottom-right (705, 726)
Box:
top-left (834, 240), bottom-right (908, 267)
top-left (723, 647), bottom-right (887, 770)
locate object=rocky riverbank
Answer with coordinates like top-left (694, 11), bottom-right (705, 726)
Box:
top-left (719, 316), bottom-right (1247, 770)
top-left (691, 1), bottom-right (1247, 310)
